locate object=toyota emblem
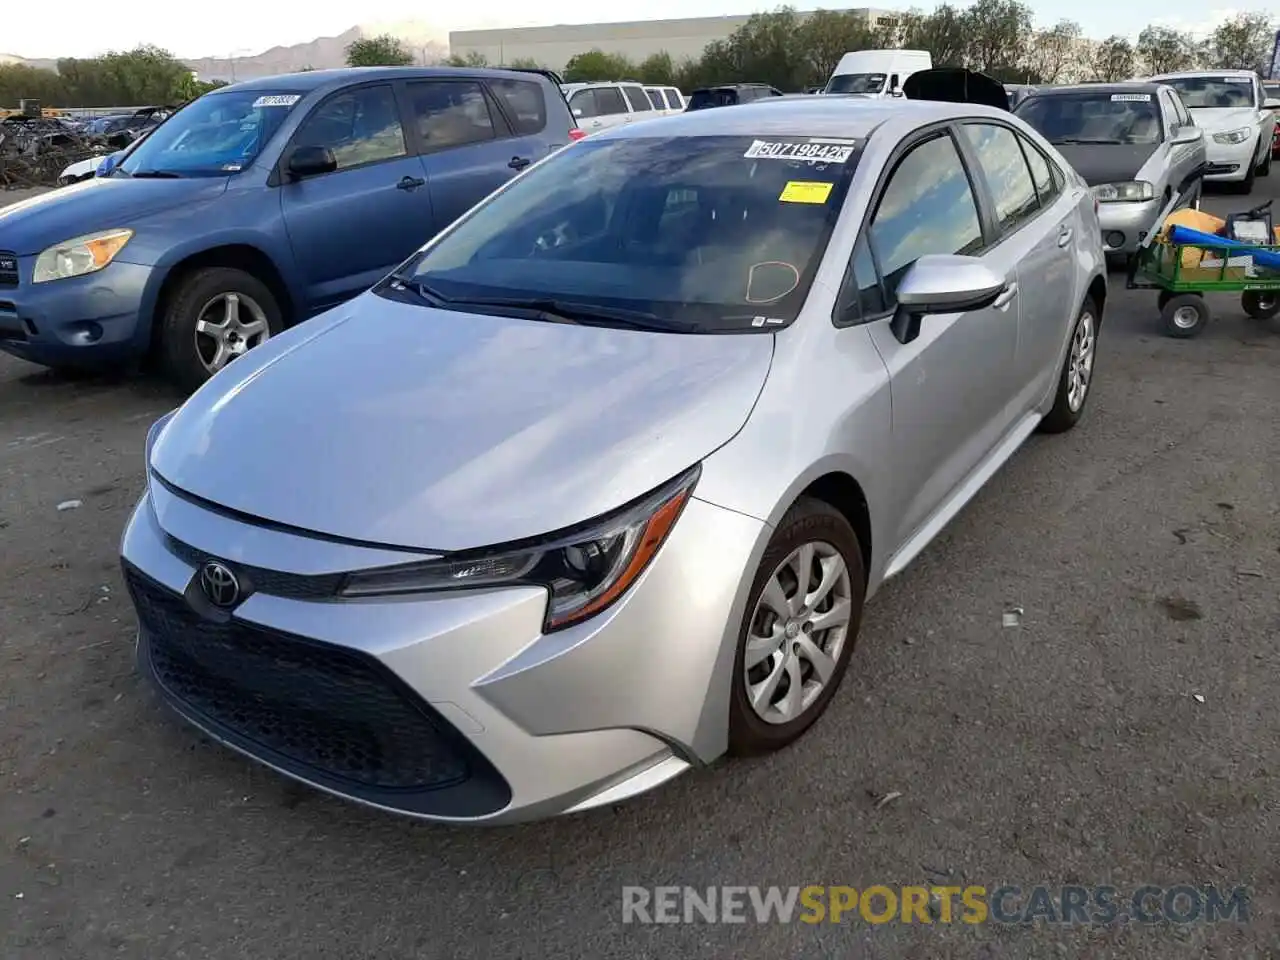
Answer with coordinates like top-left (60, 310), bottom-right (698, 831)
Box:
top-left (199, 560), bottom-right (241, 608)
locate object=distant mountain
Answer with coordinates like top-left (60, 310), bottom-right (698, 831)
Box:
top-left (1, 22), bottom-right (451, 84)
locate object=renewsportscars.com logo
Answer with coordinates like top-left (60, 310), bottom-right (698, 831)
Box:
top-left (621, 884), bottom-right (1251, 926)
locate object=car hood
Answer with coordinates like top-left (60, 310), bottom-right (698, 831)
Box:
top-left (150, 295), bottom-right (776, 552)
top-left (1051, 143), bottom-right (1160, 187)
top-left (1186, 107), bottom-right (1258, 132)
top-left (0, 176), bottom-right (227, 256)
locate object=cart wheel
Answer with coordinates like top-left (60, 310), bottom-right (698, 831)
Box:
top-left (1241, 290), bottom-right (1279, 321)
top-left (1160, 294), bottom-right (1211, 338)
top-left (1157, 290), bottom-right (1175, 311)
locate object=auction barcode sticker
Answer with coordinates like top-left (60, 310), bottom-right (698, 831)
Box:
top-left (744, 139), bottom-right (854, 163)
top-left (1111, 93), bottom-right (1151, 102)
top-left (253, 95), bottom-right (301, 108)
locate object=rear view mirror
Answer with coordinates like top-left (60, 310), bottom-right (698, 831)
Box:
top-left (287, 145), bottom-right (338, 179)
top-left (890, 254), bottom-right (1007, 344)
top-left (96, 153), bottom-right (121, 177)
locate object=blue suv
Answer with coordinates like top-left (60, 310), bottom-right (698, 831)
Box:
top-left (0, 67), bottom-right (581, 389)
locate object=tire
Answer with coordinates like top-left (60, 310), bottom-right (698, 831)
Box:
top-left (1257, 144), bottom-right (1272, 178)
top-left (1241, 290), bottom-right (1279, 320)
top-left (1039, 297), bottom-right (1099, 435)
top-left (728, 497), bottom-right (866, 757)
top-left (1160, 293), bottom-right (1211, 338)
top-left (158, 267), bottom-right (283, 393)
top-left (1235, 146), bottom-right (1257, 194)
top-left (1157, 290), bottom-right (1175, 312)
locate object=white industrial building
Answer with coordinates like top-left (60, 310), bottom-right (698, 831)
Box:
top-left (448, 9), bottom-right (902, 72)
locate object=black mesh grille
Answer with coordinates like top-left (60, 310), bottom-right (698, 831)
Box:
top-left (127, 566), bottom-right (480, 796)
top-left (0, 253), bottom-right (17, 289)
top-left (163, 534), bottom-right (343, 600)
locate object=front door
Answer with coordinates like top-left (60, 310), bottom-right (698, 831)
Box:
top-left (567, 86), bottom-right (631, 135)
top-left (278, 82), bottom-right (435, 313)
top-left (861, 129), bottom-right (1020, 551)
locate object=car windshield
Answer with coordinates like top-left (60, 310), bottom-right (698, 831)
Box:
top-left (1162, 77), bottom-right (1254, 109)
top-left (118, 89), bottom-right (303, 177)
top-left (393, 134), bottom-right (861, 332)
top-left (687, 89), bottom-right (738, 110)
top-left (1015, 93), bottom-right (1163, 144)
top-left (826, 73), bottom-right (887, 95)
top-left (1265, 83), bottom-right (1280, 103)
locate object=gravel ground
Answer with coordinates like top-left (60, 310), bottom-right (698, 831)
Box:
top-left (2, 180), bottom-right (1279, 959)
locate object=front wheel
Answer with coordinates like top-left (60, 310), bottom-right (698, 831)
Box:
top-left (1160, 293), bottom-right (1211, 338)
top-left (728, 498), bottom-right (866, 757)
top-left (1039, 297), bottom-right (1099, 434)
top-left (1256, 144), bottom-right (1272, 178)
top-left (158, 267), bottom-right (283, 392)
top-left (1242, 290), bottom-right (1279, 320)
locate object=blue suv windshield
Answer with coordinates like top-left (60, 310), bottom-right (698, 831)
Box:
top-left (119, 89), bottom-right (304, 177)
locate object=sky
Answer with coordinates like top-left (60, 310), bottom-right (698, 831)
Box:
top-left (4, 1), bottom-right (1273, 61)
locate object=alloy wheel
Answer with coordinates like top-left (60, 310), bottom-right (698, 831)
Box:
top-left (193, 292), bottom-right (271, 374)
top-left (1066, 310), bottom-right (1095, 412)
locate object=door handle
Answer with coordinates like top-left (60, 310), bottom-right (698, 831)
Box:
top-left (508, 156), bottom-right (531, 171)
top-left (1057, 225), bottom-right (1073, 247)
top-left (992, 282), bottom-right (1018, 310)
top-left (396, 175), bottom-right (425, 191)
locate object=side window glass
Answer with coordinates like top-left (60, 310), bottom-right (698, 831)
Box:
top-left (845, 234), bottom-right (886, 320)
top-left (646, 90), bottom-right (664, 109)
top-left (488, 79), bottom-right (546, 135)
top-left (407, 80), bottom-right (497, 151)
top-left (623, 86), bottom-right (653, 112)
top-left (869, 133), bottom-right (984, 302)
top-left (595, 87), bottom-right (628, 116)
top-left (569, 89), bottom-right (599, 119)
top-left (1019, 135), bottom-right (1057, 205)
top-left (292, 84), bottom-right (406, 171)
top-left (664, 89), bottom-right (682, 110)
top-left (961, 123), bottom-right (1040, 234)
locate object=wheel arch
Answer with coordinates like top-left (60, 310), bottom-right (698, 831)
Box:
top-left (1086, 273), bottom-right (1107, 328)
top-left (794, 472), bottom-right (873, 587)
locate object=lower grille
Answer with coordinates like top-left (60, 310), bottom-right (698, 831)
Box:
top-left (125, 565), bottom-right (511, 816)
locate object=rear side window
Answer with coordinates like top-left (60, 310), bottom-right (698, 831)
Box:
top-left (623, 86), bottom-right (653, 112)
top-left (405, 80), bottom-right (497, 151)
top-left (961, 123), bottom-right (1040, 234)
top-left (664, 89), bottom-right (682, 110)
top-left (688, 89), bottom-right (735, 110)
top-left (488, 78), bottom-right (547, 135)
top-left (870, 133), bottom-right (983, 301)
top-left (1019, 136), bottom-right (1059, 206)
top-left (568, 89), bottom-right (600, 118)
top-left (595, 86), bottom-right (628, 115)
top-left (646, 90), bottom-right (664, 109)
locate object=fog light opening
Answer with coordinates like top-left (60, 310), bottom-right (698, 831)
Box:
top-left (1105, 231), bottom-right (1125, 249)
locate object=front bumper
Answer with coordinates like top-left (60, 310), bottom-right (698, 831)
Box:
top-left (1097, 198), bottom-right (1162, 255)
top-left (0, 257), bottom-right (153, 368)
top-left (1203, 136), bottom-right (1258, 181)
top-left (120, 478), bottom-right (766, 824)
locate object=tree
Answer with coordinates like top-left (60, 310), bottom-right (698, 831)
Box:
top-left (344, 34), bottom-right (414, 68)
top-left (638, 51), bottom-right (675, 85)
top-left (563, 49), bottom-right (635, 83)
top-left (1204, 12), bottom-right (1275, 72)
top-left (1136, 26), bottom-right (1197, 74)
top-left (707, 7), bottom-right (811, 91)
top-left (1029, 20), bottom-right (1082, 83)
top-left (798, 10), bottom-right (875, 83)
top-left (507, 57), bottom-right (542, 69)
top-left (445, 51), bottom-right (490, 67)
top-left (963, 0), bottom-right (1035, 78)
top-left (1091, 35), bottom-right (1136, 82)
top-left (893, 5), bottom-right (968, 69)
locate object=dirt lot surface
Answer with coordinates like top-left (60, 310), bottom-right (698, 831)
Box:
top-left (2, 182), bottom-right (1279, 958)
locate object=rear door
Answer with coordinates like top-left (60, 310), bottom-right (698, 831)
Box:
top-left (957, 120), bottom-right (1077, 412)
top-left (278, 82), bottom-right (435, 313)
top-left (856, 128), bottom-right (1020, 550)
top-left (621, 84), bottom-right (656, 122)
top-left (568, 85), bottom-right (631, 132)
top-left (400, 78), bottom-right (534, 237)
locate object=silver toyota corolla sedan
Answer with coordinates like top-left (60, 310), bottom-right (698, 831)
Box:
top-left (121, 96), bottom-right (1107, 824)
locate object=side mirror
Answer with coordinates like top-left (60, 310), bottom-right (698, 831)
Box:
top-left (1172, 123), bottom-right (1202, 144)
top-left (1265, 98), bottom-right (1280, 109)
top-left (96, 153), bottom-right (121, 176)
top-left (889, 255), bottom-right (1007, 345)
top-left (287, 145), bottom-right (337, 179)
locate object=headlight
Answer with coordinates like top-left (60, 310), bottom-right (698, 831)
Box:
top-left (1212, 128), bottom-right (1251, 145)
top-left (340, 465), bottom-right (701, 631)
top-left (1091, 181), bottom-right (1154, 203)
top-left (32, 228), bottom-right (133, 283)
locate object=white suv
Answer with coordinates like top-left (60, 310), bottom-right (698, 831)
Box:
top-left (1147, 69), bottom-right (1276, 192)
top-left (643, 85), bottom-right (686, 115)
top-left (562, 82), bottom-right (660, 134)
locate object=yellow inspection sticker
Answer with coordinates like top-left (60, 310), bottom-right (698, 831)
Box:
top-left (779, 181), bottom-right (834, 204)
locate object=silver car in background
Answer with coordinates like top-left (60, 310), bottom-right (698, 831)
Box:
top-left (121, 97), bottom-right (1107, 824)
top-left (1014, 82), bottom-right (1206, 256)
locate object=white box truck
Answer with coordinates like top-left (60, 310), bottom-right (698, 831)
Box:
top-left (824, 50), bottom-right (933, 97)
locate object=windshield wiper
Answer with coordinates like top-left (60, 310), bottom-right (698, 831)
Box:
top-left (1051, 137), bottom-right (1124, 145)
top-left (128, 169), bottom-right (183, 179)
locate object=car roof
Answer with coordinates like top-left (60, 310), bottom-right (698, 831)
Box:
top-left (213, 66), bottom-right (557, 94)
top-left (1024, 82), bottom-right (1167, 97)
top-left (592, 96), bottom-right (1007, 141)
top-left (1147, 69), bottom-right (1257, 80)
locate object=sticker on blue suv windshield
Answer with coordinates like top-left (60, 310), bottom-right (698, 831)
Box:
top-left (252, 95), bottom-right (301, 108)
top-left (744, 139), bottom-right (854, 163)
top-left (1111, 93), bottom-right (1151, 101)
